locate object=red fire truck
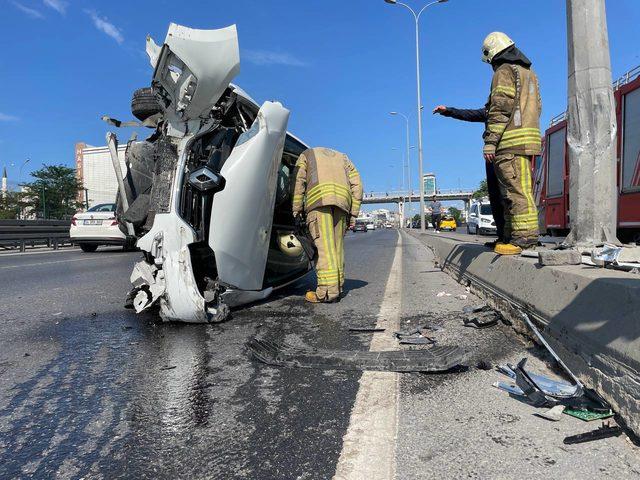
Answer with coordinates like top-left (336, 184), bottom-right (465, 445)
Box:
top-left (534, 65), bottom-right (640, 242)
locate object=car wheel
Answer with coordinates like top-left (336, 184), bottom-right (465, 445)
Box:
top-left (131, 87), bottom-right (161, 121)
top-left (452, 228), bottom-right (456, 232)
top-left (79, 243), bottom-right (98, 253)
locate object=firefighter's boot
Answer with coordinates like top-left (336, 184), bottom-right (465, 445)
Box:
top-left (305, 291), bottom-right (322, 303)
top-left (494, 242), bottom-right (522, 255)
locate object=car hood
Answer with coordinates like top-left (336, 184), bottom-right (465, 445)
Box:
top-left (147, 23), bottom-right (240, 122)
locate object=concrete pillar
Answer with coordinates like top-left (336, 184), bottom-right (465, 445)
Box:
top-left (565, 0), bottom-right (619, 246)
top-left (398, 201), bottom-right (405, 229)
top-left (463, 199), bottom-right (470, 223)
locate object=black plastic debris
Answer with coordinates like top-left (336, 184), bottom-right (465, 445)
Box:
top-left (563, 422), bottom-right (623, 445)
top-left (348, 326), bottom-right (385, 333)
top-left (246, 337), bottom-right (466, 372)
top-left (463, 309), bottom-right (500, 329)
top-left (393, 327), bottom-right (437, 345)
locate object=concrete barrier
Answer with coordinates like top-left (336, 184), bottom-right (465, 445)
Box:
top-left (409, 231), bottom-right (640, 436)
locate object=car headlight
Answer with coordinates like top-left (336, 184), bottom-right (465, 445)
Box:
top-left (481, 218), bottom-right (490, 224)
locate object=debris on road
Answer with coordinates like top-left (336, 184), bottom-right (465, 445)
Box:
top-left (394, 326), bottom-right (439, 345)
top-left (534, 405), bottom-right (566, 422)
top-left (563, 422), bottom-right (623, 445)
top-left (590, 243), bottom-right (640, 272)
top-left (463, 308), bottom-right (500, 329)
top-left (246, 337), bottom-right (466, 372)
top-left (564, 408), bottom-right (614, 422)
top-left (159, 365), bottom-right (177, 371)
top-left (436, 291), bottom-right (451, 297)
top-left (398, 336), bottom-right (436, 345)
top-left (538, 249), bottom-right (582, 266)
top-left (348, 326), bottom-right (385, 333)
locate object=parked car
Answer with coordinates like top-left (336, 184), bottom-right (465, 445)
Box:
top-left (439, 215), bottom-right (457, 231)
top-left (467, 201), bottom-right (497, 235)
top-left (366, 223), bottom-right (375, 231)
top-left (354, 222), bottom-right (368, 232)
top-left (113, 23), bottom-right (316, 323)
top-left (70, 203), bottom-right (129, 252)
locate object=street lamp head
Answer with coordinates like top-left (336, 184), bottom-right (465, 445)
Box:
top-left (384, 0), bottom-right (397, 4)
top-left (390, 111), bottom-right (398, 115)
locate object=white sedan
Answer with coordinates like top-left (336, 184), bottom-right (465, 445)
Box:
top-left (70, 203), bottom-right (126, 252)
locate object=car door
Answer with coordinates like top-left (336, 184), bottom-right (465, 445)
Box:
top-left (209, 101), bottom-right (290, 290)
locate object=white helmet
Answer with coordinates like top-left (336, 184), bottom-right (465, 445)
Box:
top-left (278, 231), bottom-right (304, 257)
top-left (481, 32), bottom-right (514, 64)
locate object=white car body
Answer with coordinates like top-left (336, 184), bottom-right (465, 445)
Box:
top-left (366, 223), bottom-right (375, 231)
top-left (120, 23), bottom-right (314, 323)
top-left (467, 200), bottom-right (497, 235)
top-left (70, 203), bottom-right (126, 251)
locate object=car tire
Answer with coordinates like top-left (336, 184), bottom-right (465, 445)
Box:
top-left (131, 87), bottom-right (161, 122)
top-left (79, 243), bottom-right (98, 253)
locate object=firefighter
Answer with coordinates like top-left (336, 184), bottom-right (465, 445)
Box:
top-left (434, 32), bottom-right (541, 254)
top-left (292, 147), bottom-right (363, 303)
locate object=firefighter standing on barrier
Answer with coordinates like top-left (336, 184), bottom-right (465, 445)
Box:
top-left (292, 147), bottom-right (363, 303)
top-left (434, 32), bottom-right (541, 255)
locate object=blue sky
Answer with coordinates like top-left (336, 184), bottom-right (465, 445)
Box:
top-left (1, 0), bottom-right (640, 212)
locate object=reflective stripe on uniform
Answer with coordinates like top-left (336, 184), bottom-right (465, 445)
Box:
top-left (488, 124), bottom-right (506, 134)
top-left (348, 170), bottom-right (359, 178)
top-left (498, 129), bottom-right (542, 149)
top-left (492, 85), bottom-right (516, 97)
top-left (501, 127), bottom-right (541, 140)
top-left (306, 182), bottom-right (352, 205)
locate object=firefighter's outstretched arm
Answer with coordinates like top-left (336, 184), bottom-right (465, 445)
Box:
top-left (434, 105), bottom-right (487, 123)
top-left (345, 158), bottom-right (363, 225)
top-left (483, 66), bottom-right (517, 160)
top-left (292, 153), bottom-right (307, 217)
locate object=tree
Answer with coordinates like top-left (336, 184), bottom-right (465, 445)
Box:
top-left (448, 206), bottom-right (462, 225)
top-left (21, 165), bottom-right (83, 219)
top-left (472, 179), bottom-right (488, 200)
top-left (0, 191), bottom-right (24, 219)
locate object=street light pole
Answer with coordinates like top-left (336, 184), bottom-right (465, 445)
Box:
top-left (384, 0), bottom-right (450, 232)
top-left (390, 111), bottom-right (412, 225)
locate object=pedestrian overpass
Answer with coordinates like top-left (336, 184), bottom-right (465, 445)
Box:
top-left (361, 189), bottom-right (475, 224)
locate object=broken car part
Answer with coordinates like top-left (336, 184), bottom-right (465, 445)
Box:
top-left (563, 408), bottom-right (614, 422)
top-left (348, 327), bottom-right (385, 333)
top-left (563, 422), bottom-right (623, 445)
top-left (106, 132), bottom-right (136, 237)
top-left (534, 405), bottom-right (566, 422)
top-left (492, 381), bottom-right (525, 397)
top-left (246, 337), bottom-right (466, 373)
top-left (464, 310), bottom-right (500, 329)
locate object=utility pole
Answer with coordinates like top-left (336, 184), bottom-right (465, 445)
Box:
top-left (565, 0), bottom-right (618, 247)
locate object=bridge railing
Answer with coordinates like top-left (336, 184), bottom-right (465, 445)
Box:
top-left (363, 189), bottom-right (474, 199)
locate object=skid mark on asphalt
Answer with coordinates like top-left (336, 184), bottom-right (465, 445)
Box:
top-left (334, 231), bottom-right (402, 480)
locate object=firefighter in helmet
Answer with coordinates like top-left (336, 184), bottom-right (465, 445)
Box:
top-left (434, 32), bottom-right (542, 254)
top-left (292, 147), bottom-right (363, 303)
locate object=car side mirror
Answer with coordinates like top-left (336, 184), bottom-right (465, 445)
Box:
top-left (189, 166), bottom-right (226, 193)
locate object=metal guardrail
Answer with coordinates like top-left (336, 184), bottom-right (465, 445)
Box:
top-left (0, 219), bottom-right (71, 252)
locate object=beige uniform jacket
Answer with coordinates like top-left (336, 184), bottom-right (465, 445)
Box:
top-left (292, 147), bottom-right (363, 218)
top-left (483, 64), bottom-right (542, 156)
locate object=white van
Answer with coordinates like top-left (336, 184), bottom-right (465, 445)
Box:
top-left (467, 200), bottom-right (497, 235)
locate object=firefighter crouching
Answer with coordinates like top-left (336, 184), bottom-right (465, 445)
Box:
top-left (292, 147), bottom-right (363, 303)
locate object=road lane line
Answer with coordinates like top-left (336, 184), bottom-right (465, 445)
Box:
top-left (334, 231), bottom-right (402, 480)
top-left (0, 248), bottom-right (80, 257)
top-left (0, 254), bottom-right (125, 270)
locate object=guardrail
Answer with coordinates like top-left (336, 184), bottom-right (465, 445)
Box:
top-left (0, 219), bottom-right (71, 252)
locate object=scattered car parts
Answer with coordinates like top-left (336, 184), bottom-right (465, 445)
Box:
top-left (246, 337), bottom-right (466, 372)
top-left (563, 422), bottom-right (623, 445)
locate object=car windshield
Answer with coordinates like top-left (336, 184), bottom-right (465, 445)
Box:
top-left (480, 205), bottom-right (492, 215)
top-left (88, 203), bottom-right (116, 212)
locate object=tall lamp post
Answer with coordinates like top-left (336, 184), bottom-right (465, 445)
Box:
top-left (390, 111), bottom-right (412, 225)
top-left (384, 0), bottom-right (449, 231)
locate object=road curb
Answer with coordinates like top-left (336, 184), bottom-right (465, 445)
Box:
top-left (408, 231), bottom-right (640, 437)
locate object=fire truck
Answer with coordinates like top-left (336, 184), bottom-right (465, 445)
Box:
top-left (534, 65), bottom-right (640, 242)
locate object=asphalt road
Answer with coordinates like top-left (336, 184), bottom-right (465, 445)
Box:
top-left (0, 231), bottom-right (638, 479)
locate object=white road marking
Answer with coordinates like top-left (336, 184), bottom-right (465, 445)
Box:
top-left (0, 254), bottom-right (124, 270)
top-left (334, 231), bottom-right (403, 480)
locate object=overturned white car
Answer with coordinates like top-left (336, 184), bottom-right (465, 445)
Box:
top-left (113, 24), bottom-right (315, 322)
